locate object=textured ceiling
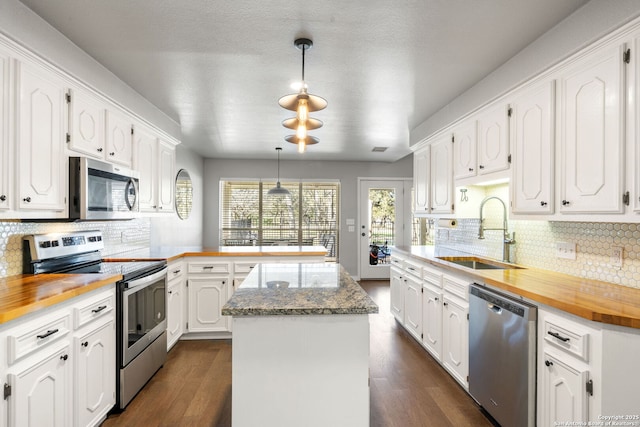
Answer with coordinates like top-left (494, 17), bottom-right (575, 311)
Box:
top-left (19, 0), bottom-right (587, 161)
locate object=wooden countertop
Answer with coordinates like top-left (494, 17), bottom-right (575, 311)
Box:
top-left (394, 246), bottom-right (640, 329)
top-left (0, 273), bottom-right (122, 325)
top-left (103, 245), bottom-right (328, 262)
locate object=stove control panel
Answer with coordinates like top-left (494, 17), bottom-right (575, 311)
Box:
top-left (25, 230), bottom-right (104, 262)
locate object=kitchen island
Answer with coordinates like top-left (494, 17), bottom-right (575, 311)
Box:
top-left (222, 263), bottom-right (378, 427)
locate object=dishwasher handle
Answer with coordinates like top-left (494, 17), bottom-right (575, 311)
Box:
top-left (488, 303), bottom-right (502, 314)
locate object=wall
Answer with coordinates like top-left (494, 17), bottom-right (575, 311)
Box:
top-left (203, 156), bottom-right (413, 276)
top-left (410, 0), bottom-right (640, 145)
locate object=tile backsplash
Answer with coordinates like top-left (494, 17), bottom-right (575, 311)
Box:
top-left (437, 218), bottom-right (640, 289)
top-left (0, 219), bottom-right (150, 278)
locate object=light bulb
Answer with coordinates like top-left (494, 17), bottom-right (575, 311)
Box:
top-left (296, 123), bottom-right (307, 140)
top-left (297, 99), bottom-right (309, 122)
top-left (298, 139), bottom-right (306, 153)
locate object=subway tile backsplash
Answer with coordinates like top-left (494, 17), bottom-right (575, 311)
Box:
top-left (0, 219), bottom-right (150, 278)
top-left (436, 219), bottom-right (640, 289)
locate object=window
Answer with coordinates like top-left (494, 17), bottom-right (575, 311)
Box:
top-left (220, 180), bottom-right (340, 261)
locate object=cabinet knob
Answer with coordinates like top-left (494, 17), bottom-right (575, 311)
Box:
top-left (443, 301), bottom-right (448, 307)
top-left (168, 290), bottom-right (173, 295)
top-left (479, 165), bottom-right (485, 169)
top-left (469, 168), bottom-right (474, 172)
top-left (0, 195), bottom-right (5, 201)
top-left (540, 201), bottom-right (547, 206)
top-left (109, 152), bottom-right (115, 156)
top-left (81, 341), bottom-right (88, 348)
top-left (562, 200), bottom-right (570, 206)
top-left (23, 196), bottom-right (31, 203)
top-left (544, 360), bottom-right (553, 367)
top-left (60, 354), bottom-right (69, 361)
top-left (435, 297), bottom-right (439, 301)
top-left (97, 147), bottom-right (103, 152)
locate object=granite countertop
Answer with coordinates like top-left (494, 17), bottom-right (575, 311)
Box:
top-left (393, 246), bottom-right (640, 329)
top-left (222, 263), bottom-right (379, 316)
top-left (103, 245), bottom-right (328, 262)
top-left (0, 273), bottom-right (122, 324)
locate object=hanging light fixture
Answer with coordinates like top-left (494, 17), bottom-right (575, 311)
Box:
top-left (279, 38), bottom-right (327, 153)
top-left (267, 147), bottom-right (290, 196)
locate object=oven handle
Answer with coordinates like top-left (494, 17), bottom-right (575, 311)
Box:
top-left (124, 267), bottom-right (168, 290)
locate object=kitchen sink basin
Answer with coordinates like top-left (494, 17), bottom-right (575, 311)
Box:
top-left (436, 256), bottom-right (524, 270)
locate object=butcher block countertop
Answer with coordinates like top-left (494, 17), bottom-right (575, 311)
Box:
top-left (102, 245), bottom-right (328, 262)
top-left (0, 273), bottom-right (122, 325)
top-left (394, 246), bottom-right (640, 330)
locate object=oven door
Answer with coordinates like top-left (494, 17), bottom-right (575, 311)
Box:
top-left (122, 267), bottom-right (168, 366)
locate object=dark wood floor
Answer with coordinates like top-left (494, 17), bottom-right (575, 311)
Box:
top-left (102, 280), bottom-right (493, 427)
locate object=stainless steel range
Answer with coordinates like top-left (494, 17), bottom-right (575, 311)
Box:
top-left (23, 230), bottom-right (168, 410)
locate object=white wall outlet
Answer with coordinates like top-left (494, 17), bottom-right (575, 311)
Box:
top-left (556, 242), bottom-right (576, 260)
top-left (610, 246), bottom-right (623, 268)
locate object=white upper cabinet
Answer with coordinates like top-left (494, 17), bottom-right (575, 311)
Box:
top-left (17, 60), bottom-right (67, 214)
top-left (0, 47), bottom-right (11, 211)
top-left (67, 87), bottom-right (106, 158)
top-left (413, 146), bottom-right (430, 214)
top-left (558, 44), bottom-right (626, 214)
top-left (133, 123), bottom-right (177, 213)
top-left (105, 107), bottom-right (133, 167)
top-left (511, 80), bottom-right (556, 214)
top-left (476, 103), bottom-right (510, 175)
top-left (452, 120), bottom-right (477, 180)
top-left (430, 134), bottom-right (454, 214)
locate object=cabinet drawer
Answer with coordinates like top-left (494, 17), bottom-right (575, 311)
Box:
top-left (7, 311), bottom-right (71, 365)
top-left (389, 256), bottom-right (404, 269)
top-left (543, 317), bottom-right (590, 362)
top-left (422, 264), bottom-right (443, 287)
top-left (443, 274), bottom-right (469, 301)
top-left (404, 259), bottom-right (423, 279)
top-left (234, 262), bottom-right (257, 274)
top-left (188, 261), bottom-right (230, 274)
top-left (167, 262), bottom-right (185, 281)
top-left (73, 291), bottom-right (114, 330)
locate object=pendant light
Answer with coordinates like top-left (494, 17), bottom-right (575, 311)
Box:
top-left (267, 147), bottom-right (290, 196)
top-left (279, 38), bottom-right (326, 153)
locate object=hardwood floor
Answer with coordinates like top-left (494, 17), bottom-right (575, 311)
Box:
top-left (102, 280), bottom-right (493, 427)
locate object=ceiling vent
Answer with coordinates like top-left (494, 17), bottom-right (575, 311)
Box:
top-left (372, 147), bottom-right (388, 152)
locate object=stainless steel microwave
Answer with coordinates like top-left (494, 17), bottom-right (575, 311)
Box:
top-left (69, 157), bottom-right (140, 220)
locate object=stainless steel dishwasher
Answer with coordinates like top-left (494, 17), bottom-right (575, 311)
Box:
top-left (469, 283), bottom-right (537, 427)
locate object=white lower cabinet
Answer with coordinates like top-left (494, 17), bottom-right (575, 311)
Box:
top-left (1, 285), bottom-right (116, 427)
top-left (441, 292), bottom-right (468, 388)
top-left (186, 259), bottom-right (232, 334)
top-left (541, 351), bottom-right (589, 424)
top-left (421, 284), bottom-right (442, 361)
top-left (166, 261), bottom-right (185, 350)
top-left (74, 319), bottom-right (115, 427)
top-left (403, 274), bottom-right (422, 342)
top-left (390, 266), bottom-right (404, 323)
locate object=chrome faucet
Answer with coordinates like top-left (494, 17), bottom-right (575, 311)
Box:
top-left (478, 196), bottom-right (516, 263)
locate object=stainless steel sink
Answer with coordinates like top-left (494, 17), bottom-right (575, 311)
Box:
top-left (436, 256), bottom-right (524, 270)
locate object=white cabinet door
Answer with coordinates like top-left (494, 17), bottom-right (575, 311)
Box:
top-left (559, 45), bottom-right (625, 213)
top-left (8, 345), bottom-right (72, 427)
top-left (430, 135), bottom-right (454, 214)
top-left (413, 146), bottom-right (430, 214)
top-left (389, 268), bottom-right (404, 323)
top-left (422, 285), bottom-right (442, 361)
top-left (105, 108), bottom-right (133, 167)
top-left (67, 88), bottom-right (105, 159)
top-left (477, 103), bottom-right (510, 175)
top-left (0, 48), bottom-right (11, 211)
top-left (187, 277), bottom-right (230, 332)
top-left (157, 139), bottom-right (175, 212)
top-left (167, 278), bottom-right (185, 350)
top-left (133, 125), bottom-right (157, 212)
top-left (403, 275), bottom-right (422, 341)
top-left (453, 121), bottom-right (477, 180)
top-left (442, 294), bottom-right (468, 388)
top-left (17, 61), bottom-right (66, 212)
top-left (74, 320), bottom-right (115, 427)
top-left (511, 80), bottom-right (555, 214)
top-left (541, 352), bottom-right (589, 426)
